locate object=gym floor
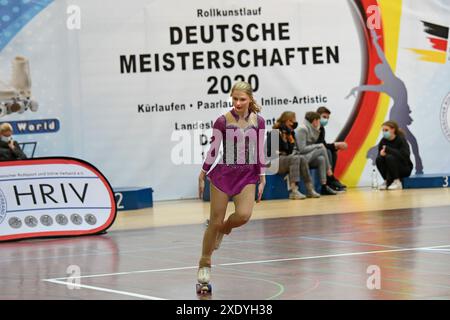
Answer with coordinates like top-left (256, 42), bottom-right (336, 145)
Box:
top-left (1, 188), bottom-right (450, 300)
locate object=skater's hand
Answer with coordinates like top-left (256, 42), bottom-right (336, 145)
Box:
top-left (345, 87), bottom-right (358, 99)
top-left (380, 145), bottom-right (387, 157)
top-left (198, 171), bottom-right (206, 199)
top-left (257, 176), bottom-right (266, 203)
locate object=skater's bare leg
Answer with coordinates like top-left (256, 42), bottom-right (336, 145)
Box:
top-left (199, 183), bottom-right (228, 267)
top-left (404, 127), bottom-right (424, 174)
top-left (220, 184), bottom-right (256, 235)
top-left (366, 146), bottom-right (378, 166)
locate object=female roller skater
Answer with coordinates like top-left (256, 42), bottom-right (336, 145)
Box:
top-left (197, 81), bottom-right (266, 294)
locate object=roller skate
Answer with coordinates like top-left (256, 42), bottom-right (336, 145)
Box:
top-left (0, 56), bottom-right (39, 118)
top-left (196, 267), bottom-right (212, 295)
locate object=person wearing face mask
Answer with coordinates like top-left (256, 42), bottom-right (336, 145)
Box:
top-left (270, 111), bottom-right (320, 199)
top-left (316, 107), bottom-right (347, 191)
top-left (0, 123), bottom-right (27, 161)
top-left (296, 112), bottom-right (337, 196)
top-left (376, 120), bottom-right (413, 190)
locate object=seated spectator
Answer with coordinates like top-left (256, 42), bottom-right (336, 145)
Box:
top-left (376, 120), bottom-right (413, 190)
top-left (270, 111), bottom-right (320, 199)
top-left (316, 106), bottom-right (347, 191)
top-left (0, 123), bottom-right (27, 161)
top-left (296, 112), bottom-right (337, 196)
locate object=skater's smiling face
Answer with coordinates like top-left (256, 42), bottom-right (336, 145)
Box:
top-left (231, 90), bottom-right (250, 115)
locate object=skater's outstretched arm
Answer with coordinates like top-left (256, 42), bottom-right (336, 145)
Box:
top-left (370, 29), bottom-right (389, 66)
top-left (346, 84), bottom-right (386, 99)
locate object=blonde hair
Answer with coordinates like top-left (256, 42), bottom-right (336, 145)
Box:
top-left (273, 111), bottom-right (296, 129)
top-left (230, 81), bottom-right (261, 113)
top-left (0, 123), bottom-right (13, 133)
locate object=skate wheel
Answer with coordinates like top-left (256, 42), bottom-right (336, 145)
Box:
top-left (29, 100), bottom-right (38, 112)
top-left (18, 101), bottom-right (26, 114)
top-left (196, 283), bottom-right (212, 295)
top-left (10, 102), bottom-right (21, 113)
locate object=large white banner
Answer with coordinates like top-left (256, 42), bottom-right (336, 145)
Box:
top-left (0, 0), bottom-right (449, 200)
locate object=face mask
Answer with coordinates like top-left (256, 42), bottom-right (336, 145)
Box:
top-left (1, 136), bottom-right (12, 143)
top-left (320, 118), bottom-right (329, 127)
top-left (383, 131), bottom-right (391, 140)
top-left (292, 122), bottom-right (298, 129)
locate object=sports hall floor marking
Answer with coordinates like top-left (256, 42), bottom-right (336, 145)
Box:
top-left (42, 244), bottom-right (450, 299)
top-left (43, 279), bottom-right (166, 300)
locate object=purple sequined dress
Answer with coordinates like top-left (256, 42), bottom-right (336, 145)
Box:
top-left (202, 108), bottom-right (266, 197)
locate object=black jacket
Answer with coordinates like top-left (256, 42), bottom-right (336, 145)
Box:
top-left (378, 135), bottom-right (413, 169)
top-left (317, 126), bottom-right (336, 152)
top-left (266, 125), bottom-right (297, 158)
top-left (0, 140), bottom-right (27, 161)
top-left (278, 124), bottom-right (297, 155)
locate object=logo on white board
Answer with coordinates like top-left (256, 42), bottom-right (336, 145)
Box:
top-left (0, 188), bottom-right (7, 225)
top-left (441, 92), bottom-right (450, 143)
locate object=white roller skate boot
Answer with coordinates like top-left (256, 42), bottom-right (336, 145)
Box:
top-left (196, 266), bottom-right (212, 295)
